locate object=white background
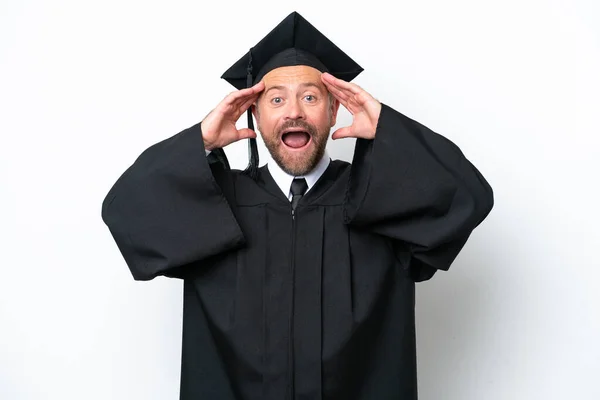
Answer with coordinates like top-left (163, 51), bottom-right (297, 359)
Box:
top-left (1, 0), bottom-right (599, 399)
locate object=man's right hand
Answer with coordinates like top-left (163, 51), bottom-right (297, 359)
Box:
top-left (201, 81), bottom-right (265, 151)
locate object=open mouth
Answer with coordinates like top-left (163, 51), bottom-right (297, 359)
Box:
top-left (281, 130), bottom-right (312, 149)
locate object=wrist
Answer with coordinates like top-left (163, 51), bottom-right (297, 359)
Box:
top-left (204, 141), bottom-right (216, 151)
top-left (200, 120), bottom-right (216, 151)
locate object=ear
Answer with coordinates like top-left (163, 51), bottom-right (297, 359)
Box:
top-left (329, 98), bottom-right (341, 127)
top-left (251, 103), bottom-right (258, 121)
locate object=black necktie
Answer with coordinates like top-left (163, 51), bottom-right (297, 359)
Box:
top-left (290, 178), bottom-right (308, 212)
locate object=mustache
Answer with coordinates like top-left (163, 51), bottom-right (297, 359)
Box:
top-left (277, 120), bottom-right (317, 137)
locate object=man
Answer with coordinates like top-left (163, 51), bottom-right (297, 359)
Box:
top-left (102, 11), bottom-right (494, 400)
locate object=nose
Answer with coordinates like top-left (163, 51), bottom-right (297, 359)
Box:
top-left (285, 98), bottom-right (305, 120)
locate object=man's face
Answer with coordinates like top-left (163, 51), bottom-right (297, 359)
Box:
top-left (253, 65), bottom-right (340, 176)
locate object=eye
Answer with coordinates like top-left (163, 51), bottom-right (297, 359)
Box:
top-left (271, 97), bottom-right (283, 104)
top-left (304, 94), bottom-right (316, 102)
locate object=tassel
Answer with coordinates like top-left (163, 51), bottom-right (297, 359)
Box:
top-left (243, 49), bottom-right (259, 180)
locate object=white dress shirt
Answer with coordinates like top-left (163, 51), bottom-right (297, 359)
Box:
top-left (267, 151), bottom-right (330, 200)
top-left (206, 149), bottom-right (331, 200)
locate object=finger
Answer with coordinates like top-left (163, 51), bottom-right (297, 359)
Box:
top-left (222, 89), bottom-right (251, 106)
top-left (220, 93), bottom-right (259, 121)
top-left (235, 93), bottom-right (260, 118)
top-left (248, 80), bottom-right (265, 96)
top-left (326, 76), bottom-right (363, 97)
top-left (331, 126), bottom-right (353, 140)
top-left (233, 82), bottom-right (264, 109)
top-left (236, 128), bottom-right (257, 140)
top-left (241, 80), bottom-right (265, 95)
top-left (321, 72), bottom-right (363, 95)
top-left (222, 81), bottom-right (265, 108)
top-left (322, 78), bottom-right (365, 104)
top-left (325, 82), bottom-right (367, 110)
top-left (323, 80), bottom-right (350, 106)
top-left (324, 80), bottom-right (364, 115)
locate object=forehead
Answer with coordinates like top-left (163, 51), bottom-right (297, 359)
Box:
top-left (261, 65), bottom-right (323, 87)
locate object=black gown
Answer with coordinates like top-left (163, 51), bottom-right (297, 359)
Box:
top-left (101, 103), bottom-right (494, 400)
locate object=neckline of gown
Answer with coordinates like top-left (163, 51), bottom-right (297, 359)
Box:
top-left (258, 160), bottom-right (348, 207)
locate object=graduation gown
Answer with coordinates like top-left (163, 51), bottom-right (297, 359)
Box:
top-left (101, 103), bottom-right (494, 400)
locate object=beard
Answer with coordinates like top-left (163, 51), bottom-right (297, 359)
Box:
top-left (260, 119), bottom-right (329, 176)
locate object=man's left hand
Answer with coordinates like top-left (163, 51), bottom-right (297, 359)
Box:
top-left (321, 72), bottom-right (382, 140)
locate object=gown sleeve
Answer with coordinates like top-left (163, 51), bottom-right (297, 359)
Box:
top-left (101, 122), bottom-right (244, 281)
top-left (343, 103), bottom-right (494, 281)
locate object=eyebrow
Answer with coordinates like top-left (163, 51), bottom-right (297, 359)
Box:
top-left (263, 82), bottom-right (324, 96)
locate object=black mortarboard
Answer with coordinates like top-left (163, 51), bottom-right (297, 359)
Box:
top-left (220, 11), bottom-right (364, 179)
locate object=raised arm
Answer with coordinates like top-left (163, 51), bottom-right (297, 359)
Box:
top-left (322, 73), bottom-right (494, 281)
top-left (101, 82), bottom-right (264, 280)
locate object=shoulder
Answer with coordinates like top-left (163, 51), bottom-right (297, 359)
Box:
top-left (329, 159), bottom-right (351, 175)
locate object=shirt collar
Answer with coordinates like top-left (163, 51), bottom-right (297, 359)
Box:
top-left (267, 151), bottom-right (331, 200)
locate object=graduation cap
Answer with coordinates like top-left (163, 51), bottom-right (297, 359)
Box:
top-left (221, 11), bottom-right (364, 179)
